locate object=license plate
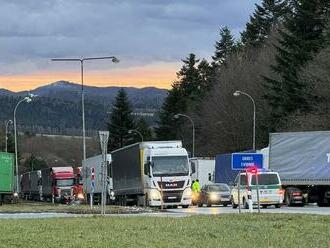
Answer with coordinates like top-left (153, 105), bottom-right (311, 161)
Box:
top-left (260, 198), bottom-right (270, 202)
top-left (168, 196), bottom-right (177, 199)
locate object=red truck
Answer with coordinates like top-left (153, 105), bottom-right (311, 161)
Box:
top-left (73, 167), bottom-right (84, 202)
top-left (41, 167), bottom-right (74, 203)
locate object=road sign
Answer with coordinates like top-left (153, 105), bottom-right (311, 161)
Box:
top-left (232, 153), bottom-right (263, 171)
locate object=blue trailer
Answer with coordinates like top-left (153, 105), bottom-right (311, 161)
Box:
top-left (214, 153), bottom-right (238, 185)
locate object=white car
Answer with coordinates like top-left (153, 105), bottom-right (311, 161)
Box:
top-left (231, 171), bottom-right (284, 208)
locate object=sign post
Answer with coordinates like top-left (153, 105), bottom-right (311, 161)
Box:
top-left (99, 131), bottom-right (109, 216)
top-left (232, 153), bottom-right (263, 213)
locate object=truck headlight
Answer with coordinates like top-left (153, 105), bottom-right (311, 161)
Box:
top-left (13, 192), bottom-right (18, 198)
top-left (77, 193), bottom-right (84, 199)
top-left (183, 188), bottom-right (192, 200)
top-left (150, 189), bottom-right (161, 200)
top-left (110, 191), bottom-right (115, 197)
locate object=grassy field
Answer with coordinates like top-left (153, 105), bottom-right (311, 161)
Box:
top-left (0, 214), bottom-right (329, 248)
top-left (0, 202), bottom-right (149, 214)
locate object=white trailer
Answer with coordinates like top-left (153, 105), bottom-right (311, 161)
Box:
top-left (82, 154), bottom-right (113, 204)
top-left (190, 158), bottom-right (215, 187)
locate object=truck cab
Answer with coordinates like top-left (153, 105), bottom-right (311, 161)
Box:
top-left (143, 143), bottom-right (192, 208)
top-left (231, 171), bottom-right (283, 209)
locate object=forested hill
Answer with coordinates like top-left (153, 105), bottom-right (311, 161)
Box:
top-left (0, 81), bottom-right (167, 135)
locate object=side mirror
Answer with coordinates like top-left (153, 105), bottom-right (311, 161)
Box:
top-left (191, 162), bottom-right (196, 175)
top-left (208, 173), bottom-right (212, 181)
top-left (144, 163), bottom-right (151, 177)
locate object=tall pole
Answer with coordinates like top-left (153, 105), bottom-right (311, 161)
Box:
top-left (233, 91), bottom-right (256, 151)
top-left (81, 60), bottom-right (86, 161)
top-left (51, 56), bottom-right (119, 163)
top-left (14, 97), bottom-right (31, 194)
top-left (5, 120), bottom-right (12, 153)
top-left (174, 114), bottom-right (195, 157)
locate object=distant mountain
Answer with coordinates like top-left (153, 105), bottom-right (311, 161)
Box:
top-left (0, 81), bottom-right (167, 109)
top-left (0, 81), bottom-right (168, 135)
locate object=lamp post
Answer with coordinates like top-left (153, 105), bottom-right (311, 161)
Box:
top-left (173, 113), bottom-right (195, 158)
top-left (128, 129), bottom-right (144, 142)
top-left (5, 120), bottom-right (13, 152)
top-left (233, 90), bottom-right (256, 151)
top-left (14, 96), bottom-right (33, 194)
top-left (51, 56), bottom-right (119, 162)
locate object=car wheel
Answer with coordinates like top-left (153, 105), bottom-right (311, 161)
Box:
top-left (182, 205), bottom-right (189, 208)
top-left (243, 198), bottom-right (248, 209)
top-left (285, 192), bottom-right (291, 206)
top-left (275, 204), bottom-right (281, 208)
top-left (223, 203), bottom-right (228, 207)
top-left (262, 205), bottom-right (267, 209)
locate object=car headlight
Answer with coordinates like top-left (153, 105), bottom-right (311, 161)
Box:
top-left (150, 189), bottom-right (161, 200)
top-left (210, 193), bottom-right (219, 201)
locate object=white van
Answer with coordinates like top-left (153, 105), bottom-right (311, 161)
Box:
top-left (231, 171), bottom-right (283, 208)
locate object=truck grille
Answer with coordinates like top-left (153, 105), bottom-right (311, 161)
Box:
top-left (60, 189), bottom-right (72, 196)
top-left (162, 191), bottom-right (183, 203)
top-left (158, 181), bottom-right (185, 189)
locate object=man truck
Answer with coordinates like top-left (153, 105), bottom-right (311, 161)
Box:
top-left (269, 131), bottom-right (330, 206)
top-left (0, 152), bottom-right (15, 204)
top-left (111, 141), bottom-right (192, 208)
top-left (41, 167), bottom-right (74, 203)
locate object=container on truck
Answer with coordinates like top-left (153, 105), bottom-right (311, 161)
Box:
top-left (269, 131), bottom-right (330, 206)
top-left (41, 167), bottom-right (74, 203)
top-left (111, 141), bottom-right (192, 208)
top-left (0, 152), bottom-right (15, 204)
top-left (82, 155), bottom-right (113, 204)
top-left (190, 157), bottom-right (215, 187)
top-left (30, 170), bottom-right (42, 201)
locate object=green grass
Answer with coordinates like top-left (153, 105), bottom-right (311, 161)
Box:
top-left (0, 214), bottom-right (329, 248)
top-left (0, 202), bottom-right (149, 214)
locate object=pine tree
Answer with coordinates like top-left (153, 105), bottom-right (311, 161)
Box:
top-left (212, 26), bottom-right (235, 66)
top-left (241, 0), bottom-right (289, 47)
top-left (107, 88), bottom-right (135, 151)
top-left (135, 117), bottom-right (153, 141)
top-left (264, 0), bottom-right (330, 120)
top-left (197, 59), bottom-right (214, 96)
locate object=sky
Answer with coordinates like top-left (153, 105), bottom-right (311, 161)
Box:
top-left (0, 0), bottom-right (260, 91)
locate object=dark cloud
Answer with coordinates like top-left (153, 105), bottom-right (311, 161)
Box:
top-left (0, 0), bottom-right (260, 74)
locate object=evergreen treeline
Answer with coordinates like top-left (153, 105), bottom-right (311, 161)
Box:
top-left (155, 0), bottom-right (330, 156)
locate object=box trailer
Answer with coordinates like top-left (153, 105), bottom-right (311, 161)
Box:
top-left (190, 157), bottom-right (215, 187)
top-left (269, 131), bottom-right (330, 206)
top-left (111, 141), bottom-right (192, 207)
top-left (82, 154), bottom-right (112, 203)
top-left (0, 152), bottom-right (15, 204)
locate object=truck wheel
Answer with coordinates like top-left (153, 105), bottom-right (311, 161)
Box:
top-left (275, 204), bottom-right (281, 208)
top-left (232, 203), bottom-right (238, 209)
top-left (285, 192), bottom-right (292, 206)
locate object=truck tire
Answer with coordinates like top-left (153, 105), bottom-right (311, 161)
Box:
top-left (285, 192), bottom-right (292, 206)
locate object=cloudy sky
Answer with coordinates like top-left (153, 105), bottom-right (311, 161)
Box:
top-left (0, 0), bottom-right (260, 91)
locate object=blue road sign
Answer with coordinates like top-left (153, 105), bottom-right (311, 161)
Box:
top-left (232, 153), bottom-right (263, 170)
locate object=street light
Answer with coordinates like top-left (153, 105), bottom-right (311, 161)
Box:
top-left (233, 90), bottom-right (256, 151)
top-left (173, 113), bottom-right (195, 158)
top-left (128, 129), bottom-right (144, 142)
top-left (5, 120), bottom-right (13, 152)
top-left (51, 56), bottom-right (119, 161)
top-left (14, 95), bottom-right (33, 194)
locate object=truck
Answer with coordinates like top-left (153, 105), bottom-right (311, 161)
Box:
top-left (190, 157), bottom-right (215, 187)
top-left (0, 152), bottom-right (15, 204)
top-left (20, 170), bottom-right (42, 201)
top-left (82, 154), bottom-right (113, 204)
top-left (111, 141), bottom-right (192, 208)
top-left (214, 153), bottom-right (239, 185)
top-left (41, 167), bottom-right (74, 203)
top-left (269, 131), bottom-right (330, 207)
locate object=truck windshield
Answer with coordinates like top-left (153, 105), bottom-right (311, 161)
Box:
top-left (56, 179), bottom-right (74, 187)
top-left (251, 174), bottom-right (279, 185)
top-left (152, 156), bottom-right (189, 176)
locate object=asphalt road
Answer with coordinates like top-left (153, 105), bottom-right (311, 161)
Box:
top-left (1, 205), bottom-right (330, 219)
top-left (167, 204), bottom-right (330, 216)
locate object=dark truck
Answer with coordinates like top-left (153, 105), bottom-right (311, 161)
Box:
top-left (0, 152), bottom-right (15, 204)
top-left (269, 131), bottom-right (330, 206)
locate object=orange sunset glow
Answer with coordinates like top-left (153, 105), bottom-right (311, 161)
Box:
top-left (0, 62), bottom-right (180, 91)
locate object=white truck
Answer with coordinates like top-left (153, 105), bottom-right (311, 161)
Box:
top-left (190, 157), bottom-right (215, 187)
top-left (82, 154), bottom-right (113, 204)
top-left (111, 141), bottom-right (192, 208)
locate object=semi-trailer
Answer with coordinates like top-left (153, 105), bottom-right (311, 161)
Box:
top-left (20, 170), bottom-right (42, 201)
top-left (0, 152), bottom-right (15, 204)
top-left (41, 167), bottom-right (74, 203)
top-left (111, 141), bottom-right (192, 208)
top-left (269, 131), bottom-right (330, 206)
top-left (82, 154), bottom-right (113, 204)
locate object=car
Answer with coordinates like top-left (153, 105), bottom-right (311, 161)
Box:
top-left (200, 183), bottom-right (231, 207)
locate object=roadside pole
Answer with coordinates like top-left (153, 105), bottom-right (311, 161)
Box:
top-left (99, 131), bottom-right (109, 216)
top-left (256, 172), bottom-right (261, 213)
top-left (90, 167), bottom-right (95, 209)
top-left (246, 171), bottom-right (253, 213)
top-left (238, 171), bottom-right (241, 213)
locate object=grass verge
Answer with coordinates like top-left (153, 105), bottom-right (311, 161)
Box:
top-left (0, 214), bottom-right (329, 248)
